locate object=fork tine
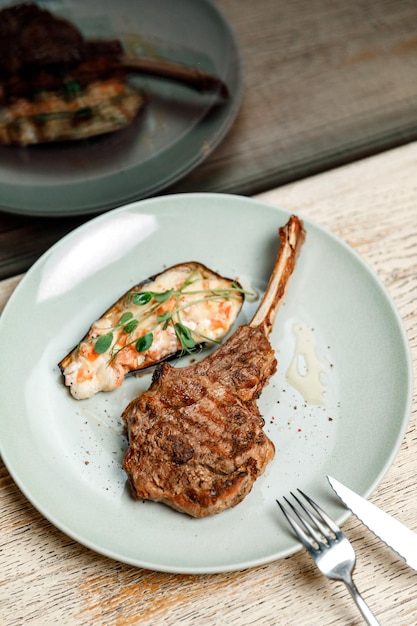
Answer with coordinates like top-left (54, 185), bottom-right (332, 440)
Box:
top-left (297, 489), bottom-right (340, 535)
top-left (285, 494), bottom-right (325, 546)
top-left (278, 491), bottom-right (339, 549)
top-left (291, 491), bottom-right (333, 542)
top-left (277, 499), bottom-right (315, 550)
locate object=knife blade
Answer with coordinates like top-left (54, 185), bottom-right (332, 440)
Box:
top-left (327, 475), bottom-right (417, 570)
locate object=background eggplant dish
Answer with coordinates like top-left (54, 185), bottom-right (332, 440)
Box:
top-left (0, 3), bottom-right (228, 145)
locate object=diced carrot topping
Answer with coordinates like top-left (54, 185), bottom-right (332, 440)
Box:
top-left (115, 344), bottom-right (138, 367)
top-left (210, 302), bottom-right (232, 331)
top-left (116, 331), bottom-right (129, 348)
top-left (157, 298), bottom-right (176, 315)
top-left (211, 318), bottom-right (227, 331)
top-left (76, 363), bottom-right (94, 383)
top-left (219, 301), bottom-right (232, 317)
top-left (79, 342), bottom-right (100, 362)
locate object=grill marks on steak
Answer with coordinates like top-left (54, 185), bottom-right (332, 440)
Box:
top-left (123, 326), bottom-right (276, 516)
top-left (122, 216), bottom-right (305, 517)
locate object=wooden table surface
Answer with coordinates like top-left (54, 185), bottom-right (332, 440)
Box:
top-left (3, 1), bottom-right (417, 623)
top-left (2, 140), bottom-right (417, 625)
top-left (2, 0), bottom-right (417, 279)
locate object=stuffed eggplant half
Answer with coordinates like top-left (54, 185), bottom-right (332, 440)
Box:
top-left (59, 262), bottom-right (245, 400)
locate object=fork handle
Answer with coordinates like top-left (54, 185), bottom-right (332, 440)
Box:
top-left (343, 577), bottom-right (381, 626)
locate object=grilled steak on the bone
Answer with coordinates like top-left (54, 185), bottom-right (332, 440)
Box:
top-left (0, 3), bottom-right (228, 145)
top-left (122, 216), bottom-right (305, 517)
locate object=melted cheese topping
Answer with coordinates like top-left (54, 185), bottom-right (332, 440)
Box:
top-left (61, 264), bottom-right (243, 400)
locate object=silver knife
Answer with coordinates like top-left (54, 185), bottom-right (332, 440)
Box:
top-left (327, 475), bottom-right (417, 571)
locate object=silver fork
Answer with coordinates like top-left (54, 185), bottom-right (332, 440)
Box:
top-left (277, 490), bottom-right (380, 626)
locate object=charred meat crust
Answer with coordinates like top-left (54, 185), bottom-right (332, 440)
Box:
top-left (122, 326), bottom-right (277, 517)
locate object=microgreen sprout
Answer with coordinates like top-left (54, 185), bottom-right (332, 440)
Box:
top-left (91, 272), bottom-right (250, 363)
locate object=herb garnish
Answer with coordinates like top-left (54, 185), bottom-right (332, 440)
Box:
top-left (91, 272), bottom-right (248, 363)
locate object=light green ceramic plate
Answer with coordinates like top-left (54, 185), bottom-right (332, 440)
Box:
top-left (0, 193), bottom-right (412, 573)
top-left (0, 0), bottom-right (242, 216)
